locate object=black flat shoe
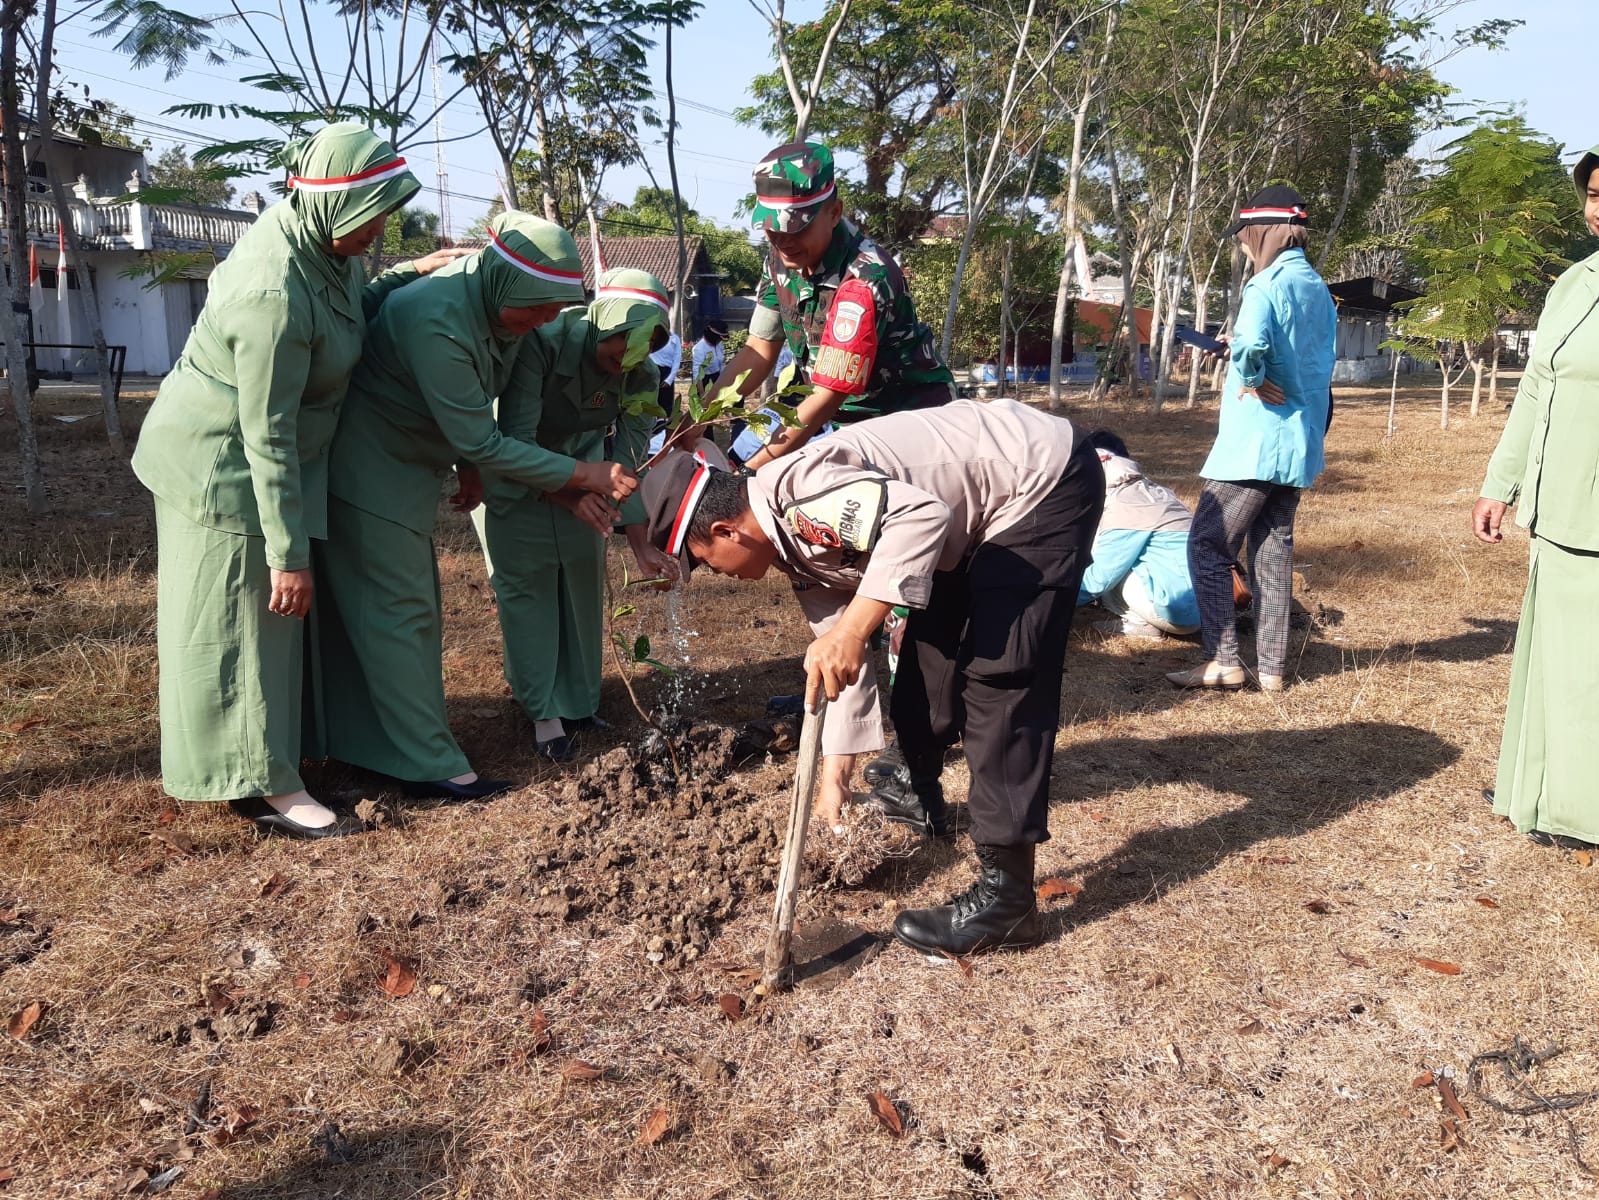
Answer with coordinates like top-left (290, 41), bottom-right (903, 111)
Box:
top-left (537, 735), bottom-right (578, 763)
top-left (1483, 788), bottom-right (1496, 807)
top-left (229, 797), bottom-right (364, 840)
top-left (565, 715), bottom-right (610, 733)
top-left (1527, 829), bottom-right (1597, 851)
top-left (400, 777), bottom-right (515, 802)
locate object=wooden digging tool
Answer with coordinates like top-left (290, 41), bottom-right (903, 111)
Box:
top-left (760, 697), bottom-right (827, 993)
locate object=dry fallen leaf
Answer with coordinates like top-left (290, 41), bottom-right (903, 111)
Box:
top-left (937, 949), bottom-right (974, 978)
top-left (0, 1164), bottom-right (16, 1185)
top-left (354, 798), bottom-right (385, 828)
top-left (1087, 811), bottom-right (1107, 822)
top-left (1437, 1076), bottom-right (1469, 1122)
top-left (1337, 948), bottom-right (1372, 968)
top-left (1266, 1151), bottom-right (1291, 1170)
top-left (866, 1091), bottom-right (904, 1138)
top-left (638, 1108), bottom-right (670, 1145)
top-left (1304, 899), bottom-right (1334, 914)
top-left (7, 1001), bottom-right (42, 1042)
top-left (717, 993), bottom-right (745, 1022)
top-left (1412, 1070), bottom-right (1436, 1089)
top-left (157, 806), bottom-right (179, 827)
top-left (1439, 1116), bottom-right (1463, 1152)
top-left (259, 872), bottom-right (292, 899)
top-left (1414, 958), bottom-right (1462, 976)
top-left (1235, 1018), bottom-right (1265, 1036)
top-left (1474, 896), bottom-right (1500, 909)
top-left (1576, 851), bottom-right (1594, 868)
top-left (117, 1167), bottom-right (150, 1194)
top-left (1036, 877), bottom-right (1082, 901)
top-left (531, 1007), bottom-right (549, 1036)
top-left (379, 951), bottom-right (417, 998)
top-left (153, 830), bottom-right (198, 856)
top-left (292, 973), bottom-right (311, 990)
top-left (1165, 1042), bottom-right (1184, 1071)
top-left (1, 717), bottom-right (46, 736)
top-left (559, 1059), bottom-right (605, 1082)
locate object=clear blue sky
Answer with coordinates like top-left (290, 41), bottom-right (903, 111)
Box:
top-left (44, 0), bottom-right (1599, 238)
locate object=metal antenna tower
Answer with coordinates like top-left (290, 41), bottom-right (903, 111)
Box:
top-left (430, 33), bottom-right (452, 242)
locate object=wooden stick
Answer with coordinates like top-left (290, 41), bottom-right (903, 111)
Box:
top-left (761, 698), bottom-right (826, 992)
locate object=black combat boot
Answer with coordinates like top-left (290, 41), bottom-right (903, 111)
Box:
top-left (892, 844), bottom-right (1041, 957)
top-left (863, 743), bottom-right (950, 837)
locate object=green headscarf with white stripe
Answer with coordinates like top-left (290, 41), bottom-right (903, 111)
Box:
top-left (589, 268), bottom-right (671, 371)
top-left (478, 211), bottom-right (587, 312)
top-left (279, 122), bottom-right (420, 242)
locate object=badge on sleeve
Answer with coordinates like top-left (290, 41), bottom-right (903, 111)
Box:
top-left (784, 479), bottom-right (888, 558)
top-left (811, 278), bottom-right (878, 395)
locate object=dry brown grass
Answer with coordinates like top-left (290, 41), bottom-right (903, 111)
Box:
top-left (3, 376), bottom-right (1597, 1199)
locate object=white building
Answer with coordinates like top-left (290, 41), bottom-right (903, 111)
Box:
top-left (3, 126), bottom-right (259, 376)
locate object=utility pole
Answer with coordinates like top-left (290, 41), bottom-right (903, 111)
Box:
top-left (430, 34), bottom-right (452, 242)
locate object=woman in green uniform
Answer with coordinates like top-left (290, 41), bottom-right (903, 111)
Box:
top-left (481, 268), bottom-right (679, 761)
top-left (1474, 144), bottom-right (1599, 850)
top-left (316, 214), bottom-right (638, 797)
top-left (132, 122), bottom-right (441, 840)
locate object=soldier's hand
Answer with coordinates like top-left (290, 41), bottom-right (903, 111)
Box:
top-left (450, 465), bottom-right (484, 513)
top-left (268, 568), bottom-right (313, 619)
top-left (411, 246), bottom-right (473, 275)
top-left (803, 626), bottom-right (866, 712)
top-left (552, 490), bottom-right (616, 536)
top-left (574, 460), bottom-right (639, 503)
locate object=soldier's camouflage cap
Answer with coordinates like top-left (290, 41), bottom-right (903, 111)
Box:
top-left (751, 141), bottom-right (837, 234)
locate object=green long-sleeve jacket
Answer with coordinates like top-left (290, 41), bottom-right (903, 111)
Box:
top-left (1481, 246), bottom-right (1599, 551)
top-left (328, 256), bottom-right (595, 534)
top-left (132, 202), bottom-right (418, 570)
top-left (484, 308), bottom-right (659, 527)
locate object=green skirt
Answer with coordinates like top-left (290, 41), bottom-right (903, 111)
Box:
top-left (152, 498), bottom-right (306, 801)
top-left (1493, 535), bottom-right (1599, 842)
top-left (480, 494), bottom-right (605, 723)
top-left (313, 497), bottom-right (470, 782)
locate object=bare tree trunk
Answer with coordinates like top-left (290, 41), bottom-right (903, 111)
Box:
top-left (1488, 339), bottom-right (1500, 408)
top-left (663, 11), bottom-right (689, 337)
top-left (1385, 349), bottom-right (1399, 439)
top-left (1319, 136), bottom-right (1361, 263)
top-left (754, 0), bottom-right (856, 142)
top-left (34, 0), bottom-right (124, 455)
top-left (1104, 126), bottom-right (1139, 401)
top-left (1440, 356), bottom-right (1451, 430)
top-left (529, 97), bottom-right (557, 221)
top-left (1468, 353), bottom-right (1483, 417)
top-left (1, 5), bottom-right (44, 512)
top-left (1046, 80), bottom-right (1093, 410)
top-left (995, 243), bottom-right (1010, 399)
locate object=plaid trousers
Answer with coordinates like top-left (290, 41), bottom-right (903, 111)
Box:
top-left (1187, 479), bottom-right (1301, 676)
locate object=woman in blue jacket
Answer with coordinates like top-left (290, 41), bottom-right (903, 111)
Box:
top-left (1167, 185), bottom-right (1335, 693)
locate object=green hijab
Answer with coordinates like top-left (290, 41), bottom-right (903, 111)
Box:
top-left (589, 268), bottom-right (671, 370)
top-left (280, 122), bottom-right (420, 242)
top-left (478, 211), bottom-right (587, 313)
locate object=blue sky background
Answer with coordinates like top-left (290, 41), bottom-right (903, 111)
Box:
top-left (46, 0), bottom-right (1598, 239)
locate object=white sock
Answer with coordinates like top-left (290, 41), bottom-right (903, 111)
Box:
top-left (535, 719), bottom-right (564, 742)
top-left (264, 790), bottom-right (337, 828)
top-left (447, 771), bottom-right (478, 785)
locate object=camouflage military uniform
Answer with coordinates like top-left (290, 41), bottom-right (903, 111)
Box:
top-left (748, 141), bottom-right (955, 422)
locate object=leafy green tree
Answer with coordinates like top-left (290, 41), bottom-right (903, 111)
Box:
top-left (599, 187), bottom-right (763, 291)
top-left (148, 143), bottom-right (235, 206)
top-left (738, 0), bottom-right (967, 247)
top-left (1395, 115), bottom-right (1573, 426)
top-left (384, 207), bottom-right (442, 256)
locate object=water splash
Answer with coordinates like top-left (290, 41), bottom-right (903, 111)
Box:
top-left (659, 586), bottom-right (705, 723)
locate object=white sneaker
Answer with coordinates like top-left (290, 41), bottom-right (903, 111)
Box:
top-left (1165, 661), bottom-right (1247, 689)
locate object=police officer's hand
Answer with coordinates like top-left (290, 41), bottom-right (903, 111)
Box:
top-left (1473, 497), bottom-right (1508, 544)
top-left (804, 626), bottom-right (867, 712)
top-left (632, 543), bottom-right (680, 590)
top-left (573, 460), bottom-right (639, 503)
top-left (268, 568), bottom-right (313, 619)
top-left (411, 246), bottom-right (473, 275)
top-left (450, 465), bottom-right (484, 513)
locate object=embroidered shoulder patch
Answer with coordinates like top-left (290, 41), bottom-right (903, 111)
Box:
top-left (784, 479), bottom-right (888, 554)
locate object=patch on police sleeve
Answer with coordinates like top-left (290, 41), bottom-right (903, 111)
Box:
top-left (784, 479), bottom-right (888, 555)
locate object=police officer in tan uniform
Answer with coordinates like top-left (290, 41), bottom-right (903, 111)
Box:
top-left (643, 399), bottom-right (1104, 958)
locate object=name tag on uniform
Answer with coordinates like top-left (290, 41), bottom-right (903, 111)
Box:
top-left (784, 479), bottom-right (887, 554)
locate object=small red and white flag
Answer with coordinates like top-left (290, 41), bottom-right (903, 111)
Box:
top-left (56, 228), bottom-right (73, 372)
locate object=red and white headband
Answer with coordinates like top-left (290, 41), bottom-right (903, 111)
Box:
top-left (754, 182), bottom-right (837, 210)
top-left (667, 456), bottom-right (715, 558)
top-left (1236, 205), bottom-right (1308, 224)
top-left (488, 232), bottom-right (586, 286)
top-left (597, 285), bottom-right (670, 313)
top-left (288, 157), bottom-right (410, 192)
